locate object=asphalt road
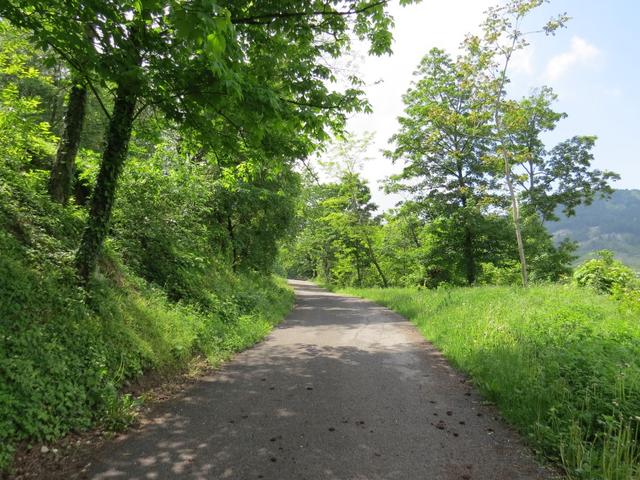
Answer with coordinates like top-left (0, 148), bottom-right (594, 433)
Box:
top-left (86, 280), bottom-right (551, 480)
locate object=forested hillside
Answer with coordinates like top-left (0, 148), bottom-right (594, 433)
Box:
top-left (548, 189), bottom-right (640, 268)
top-left (0, 0), bottom-right (405, 471)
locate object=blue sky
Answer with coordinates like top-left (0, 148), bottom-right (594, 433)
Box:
top-left (511, 0), bottom-right (640, 187)
top-left (337, 0), bottom-right (640, 210)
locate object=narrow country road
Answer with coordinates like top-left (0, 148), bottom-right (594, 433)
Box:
top-left (86, 280), bottom-right (551, 479)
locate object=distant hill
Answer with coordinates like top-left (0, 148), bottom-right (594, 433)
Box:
top-left (547, 189), bottom-right (640, 269)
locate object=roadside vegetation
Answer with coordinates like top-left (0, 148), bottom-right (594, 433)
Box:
top-left (342, 283), bottom-right (639, 479)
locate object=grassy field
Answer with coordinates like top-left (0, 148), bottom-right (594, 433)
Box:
top-left (342, 285), bottom-right (640, 479)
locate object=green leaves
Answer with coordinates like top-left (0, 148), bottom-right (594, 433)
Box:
top-left (573, 250), bottom-right (638, 295)
top-left (501, 90), bottom-right (619, 222)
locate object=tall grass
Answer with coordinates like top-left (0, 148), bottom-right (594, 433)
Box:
top-left (343, 285), bottom-right (640, 479)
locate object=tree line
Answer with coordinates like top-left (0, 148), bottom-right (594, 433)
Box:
top-left (0, 0), bottom-right (413, 285)
top-left (281, 1), bottom-right (618, 288)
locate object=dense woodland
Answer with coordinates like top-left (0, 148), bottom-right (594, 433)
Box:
top-left (0, 0), bottom-right (639, 479)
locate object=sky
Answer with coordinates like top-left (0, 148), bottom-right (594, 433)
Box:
top-left (328, 0), bottom-right (640, 211)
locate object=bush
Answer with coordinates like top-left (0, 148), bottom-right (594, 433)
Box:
top-left (574, 250), bottom-right (638, 294)
top-left (478, 261), bottom-right (522, 286)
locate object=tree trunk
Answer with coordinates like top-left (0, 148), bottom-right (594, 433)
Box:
top-left (76, 81), bottom-right (138, 280)
top-left (227, 215), bottom-right (238, 272)
top-left (458, 193), bottom-right (476, 285)
top-left (322, 246), bottom-right (332, 283)
top-left (364, 235), bottom-right (388, 288)
top-left (505, 163), bottom-right (528, 287)
top-left (409, 224), bottom-right (420, 248)
top-left (354, 250), bottom-right (362, 286)
top-left (49, 76), bottom-right (87, 204)
top-left (463, 225), bottom-right (476, 285)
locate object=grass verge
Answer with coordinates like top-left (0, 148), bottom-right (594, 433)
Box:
top-left (0, 229), bottom-right (293, 471)
top-left (341, 285), bottom-right (640, 479)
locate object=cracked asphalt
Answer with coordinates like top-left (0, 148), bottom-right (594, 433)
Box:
top-left (85, 280), bottom-right (551, 480)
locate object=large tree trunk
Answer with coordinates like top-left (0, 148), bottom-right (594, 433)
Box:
top-left (463, 225), bottom-right (476, 285)
top-left (76, 81), bottom-right (138, 280)
top-left (49, 76), bottom-right (87, 204)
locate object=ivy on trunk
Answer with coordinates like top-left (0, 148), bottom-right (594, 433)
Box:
top-left (48, 77), bottom-right (87, 204)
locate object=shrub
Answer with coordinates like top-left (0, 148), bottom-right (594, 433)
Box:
top-left (574, 250), bottom-right (638, 294)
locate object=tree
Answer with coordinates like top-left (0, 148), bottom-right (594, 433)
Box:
top-left (464, 0), bottom-right (569, 286)
top-left (1, 0), bottom-right (410, 280)
top-left (338, 172), bottom-right (388, 287)
top-left (48, 75), bottom-right (87, 204)
top-left (319, 134), bottom-right (388, 286)
top-left (501, 88), bottom-right (619, 223)
top-left (385, 48), bottom-right (497, 284)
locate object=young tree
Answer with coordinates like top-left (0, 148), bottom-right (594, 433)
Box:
top-left (464, 0), bottom-right (569, 286)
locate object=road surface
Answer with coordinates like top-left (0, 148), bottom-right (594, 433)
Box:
top-left (86, 280), bottom-right (550, 479)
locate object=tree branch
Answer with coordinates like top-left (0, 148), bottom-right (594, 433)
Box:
top-left (281, 97), bottom-right (345, 110)
top-left (231, 1), bottom-right (388, 25)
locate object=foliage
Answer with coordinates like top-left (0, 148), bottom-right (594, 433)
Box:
top-left (573, 250), bottom-right (638, 295)
top-left (284, 177), bottom-right (577, 289)
top-left (502, 89), bottom-right (619, 222)
top-left (455, 0), bottom-right (609, 286)
top-left (0, 0), bottom-right (411, 277)
top-left (281, 168), bottom-right (387, 288)
top-left (344, 285), bottom-right (640, 479)
top-left (377, 2), bottom-right (615, 288)
top-left (0, 104), bottom-right (295, 469)
top-left (384, 48), bottom-right (497, 284)
top-left (0, 230), bottom-right (293, 468)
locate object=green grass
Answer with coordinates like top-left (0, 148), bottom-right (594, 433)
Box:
top-left (0, 228), bottom-right (294, 470)
top-left (0, 152), bottom-right (296, 472)
top-left (342, 284), bottom-right (640, 479)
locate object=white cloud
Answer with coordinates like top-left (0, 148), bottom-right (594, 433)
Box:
top-left (511, 47), bottom-right (535, 76)
top-left (544, 36), bottom-right (601, 81)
